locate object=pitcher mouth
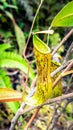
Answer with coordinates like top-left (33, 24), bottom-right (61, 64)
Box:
top-left (33, 35), bottom-right (51, 54)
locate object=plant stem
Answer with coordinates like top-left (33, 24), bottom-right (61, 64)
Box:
top-left (52, 29), bottom-right (73, 56)
top-left (24, 108), bottom-right (40, 130)
top-left (52, 61), bottom-right (73, 89)
top-left (22, 0), bottom-right (44, 55)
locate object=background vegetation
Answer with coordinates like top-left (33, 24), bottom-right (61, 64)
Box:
top-left (0, 0), bottom-right (73, 130)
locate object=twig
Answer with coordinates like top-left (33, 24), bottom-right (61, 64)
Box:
top-left (22, 0), bottom-right (44, 55)
top-left (63, 42), bottom-right (73, 63)
top-left (68, 122), bottom-right (73, 130)
top-left (24, 108), bottom-right (40, 130)
top-left (52, 60), bottom-right (73, 89)
top-left (11, 18), bottom-right (30, 89)
top-left (51, 60), bottom-right (72, 77)
top-left (9, 92), bottom-right (73, 130)
top-left (33, 29), bottom-right (54, 35)
top-left (9, 102), bottom-right (26, 130)
top-left (23, 56), bottom-right (30, 91)
top-left (26, 52), bottom-right (33, 58)
top-left (20, 92), bottom-right (73, 115)
top-left (30, 75), bottom-right (37, 89)
top-left (48, 100), bottom-right (68, 130)
top-left (22, 0), bottom-right (44, 91)
top-left (52, 29), bottom-right (73, 56)
top-left (63, 60), bottom-right (73, 73)
top-left (30, 59), bottom-right (36, 64)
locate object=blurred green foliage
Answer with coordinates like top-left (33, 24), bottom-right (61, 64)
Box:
top-left (0, 0), bottom-right (73, 129)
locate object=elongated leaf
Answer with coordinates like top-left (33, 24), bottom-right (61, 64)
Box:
top-left (5, 11), bottom-right (25, 54)
top-left (51, 1), bottom-right (73, 27)
top-left (5, 11), bottom-right (13, 20)
top-left (0, 52), bottom-right (34, 80)
top-left (13, 21), bottom-right (25, 54)
top-left (7, 102), bottom-right (20, 114)
top-left (0, 88), bottom-right (22, 102)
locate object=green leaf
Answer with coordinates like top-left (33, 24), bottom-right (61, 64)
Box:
top-left (5, 11), bottom-right (13, 20)
top-left (0, 69), bottom-right (12, 88)
top-left (0, 52), bottom-right (34, 80)
top-left (4, 11), bottom-right (25, 54)
top-left (12, 0), bottom-right (18, 6)
top-left (66, 102), bottom-right (73, 114)
top-left (0, 44), bottom-right (11, 52)
top-left (51, 1), bottom-right (73, 27)
top-left (7, 102), bottom-right (20, 114)
top-left (13, 22), bottom-right (26, 54)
